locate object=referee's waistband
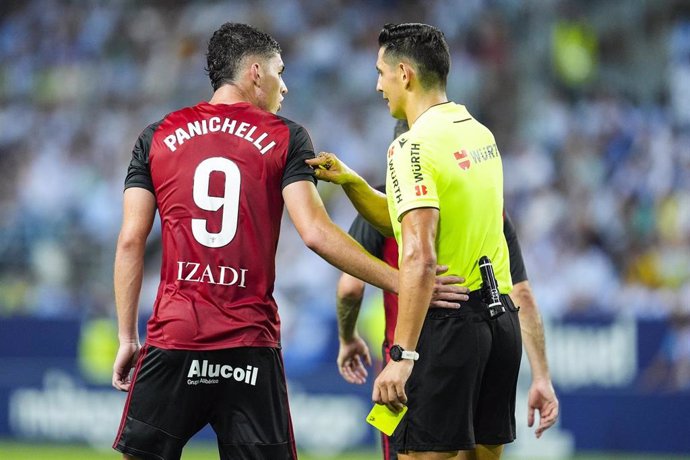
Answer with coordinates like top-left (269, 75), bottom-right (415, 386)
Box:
top-left (428, 289), bottom-right (512, 317)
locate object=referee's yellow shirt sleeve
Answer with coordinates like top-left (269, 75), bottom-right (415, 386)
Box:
top-left (390, 136), bottom-right (439, 222)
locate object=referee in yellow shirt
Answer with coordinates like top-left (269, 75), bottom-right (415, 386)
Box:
top-left (309, 23), bottom-right (521, 460)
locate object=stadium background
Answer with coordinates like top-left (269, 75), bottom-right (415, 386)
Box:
top-left (1, 0), bottom-right (690, 458)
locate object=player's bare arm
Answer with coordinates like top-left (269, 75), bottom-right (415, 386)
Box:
top-left (337, 273), bottom-right (367, 343)
top-left (284, 181), bottom-right (469, 302)
top-left (373, 207), bottom-right (439, 412)
top-left (306, 152), bottom-right (393, 236)
top-left (336, 267), bottom-right (467, 387)
top-left (510, 279), bottom-right (559, 437)
top-left (284, 180), bottom-right (399, 293)
top-left (112, 187), bottom-right (156, 392)
top-left (336, 273), bottom-right (372, 384)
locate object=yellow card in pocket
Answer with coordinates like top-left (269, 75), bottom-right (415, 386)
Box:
top-left (366, 404), bottom-right (408, 436)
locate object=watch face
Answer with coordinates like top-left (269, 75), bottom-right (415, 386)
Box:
top-left (390, 345), bottom-right (403, 361)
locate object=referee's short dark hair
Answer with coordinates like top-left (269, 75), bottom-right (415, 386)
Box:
top-left (206, 23), bottom-right (281, 91)
top-left (378, 23), bottom-right (450, 90)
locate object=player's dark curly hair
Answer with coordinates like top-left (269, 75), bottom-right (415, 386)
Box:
top-left (206, 23), bottom-right (281, 91)
top-left (378, 23), bottom-right (450, 90)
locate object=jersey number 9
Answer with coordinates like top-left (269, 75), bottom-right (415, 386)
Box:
top-left (191, 157), bottom-right (240, 248)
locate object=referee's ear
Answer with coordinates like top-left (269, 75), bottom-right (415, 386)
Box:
top-left (398, 62), bottom-right (415, 90)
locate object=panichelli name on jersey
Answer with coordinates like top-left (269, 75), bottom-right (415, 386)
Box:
top-left (163, 117), bottom-right (277, 155)
top-left (176, 261), bottom-right (248, 287)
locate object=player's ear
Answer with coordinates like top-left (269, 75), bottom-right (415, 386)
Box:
top-left (250, 62), bottom-right (261, 86)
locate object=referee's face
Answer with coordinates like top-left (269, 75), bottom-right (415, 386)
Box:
top-left (376, 47), bottom-right (405, 119)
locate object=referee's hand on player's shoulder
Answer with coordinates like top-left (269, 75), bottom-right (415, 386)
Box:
top-left (306, 152), bottom-right (357, 185)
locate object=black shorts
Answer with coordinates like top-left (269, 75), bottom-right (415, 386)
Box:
top-left (113, 345), bottom-right (297, 460)
top-left (392, 293), bottom-right (522, 453)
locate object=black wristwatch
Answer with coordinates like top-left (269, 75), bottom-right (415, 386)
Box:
top-left (389, 344), bottom-right (420, 362)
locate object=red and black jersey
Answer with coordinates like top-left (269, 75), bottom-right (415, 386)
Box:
top-left (347, 206), bottom-right (527, 352)
top-left (125, 101), bottom-right (316, 350)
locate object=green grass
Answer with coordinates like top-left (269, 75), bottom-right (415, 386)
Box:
top-left (1, 442), bottom-right (688, 460)
top-left (0, 441), bottom-right (378, 460)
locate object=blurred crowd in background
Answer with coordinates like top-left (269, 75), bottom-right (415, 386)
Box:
top-left (1, 0), bottom-right (690, 388)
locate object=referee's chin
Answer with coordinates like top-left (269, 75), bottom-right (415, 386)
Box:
top-left (388, 105), bottom-right (405, 120)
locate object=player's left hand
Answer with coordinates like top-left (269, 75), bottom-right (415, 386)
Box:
top-left (337, 335), bottom-right (372, 385)
top-left (527, 377), bottom-right (559, 438)
top-left (112, 341), bottom-right (141, 392)
top-left (431, 265), bottom-right (469, 308)
top-left (372, 359), bottom-right (414, 413)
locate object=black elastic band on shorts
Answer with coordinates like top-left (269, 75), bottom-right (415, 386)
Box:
top-left (427, 291), bottom-right (516, 320)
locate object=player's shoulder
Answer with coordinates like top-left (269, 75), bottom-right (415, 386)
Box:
top-left (135, 118), bottom-right (165, 145)
top-left (274, 114), bottom-right (313, 147)
top-left (152, 103), bottom-right (198, 132)
top-left (144, 118), bottom-right (165, 133)
top-left (275, 114), bottom-right (308, 134)
top-left (161, 102), bottom-right (200, 120)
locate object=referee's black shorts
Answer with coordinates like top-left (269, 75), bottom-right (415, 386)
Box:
top-left (113, 345), bottom-right (297, 460)
top-left (392, 292), bottom-right (522, 453)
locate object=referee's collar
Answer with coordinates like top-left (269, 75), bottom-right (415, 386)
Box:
top-left (415, 101), bottom-right (468, 125)
top-left (416, 101), bottom-right (452, 121)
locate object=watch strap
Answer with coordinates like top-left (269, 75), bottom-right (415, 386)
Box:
top-left (400, 349), bottom-right (419, 361)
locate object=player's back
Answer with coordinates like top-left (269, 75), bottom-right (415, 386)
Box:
top-left (132, 102), bottom-right (315, 350)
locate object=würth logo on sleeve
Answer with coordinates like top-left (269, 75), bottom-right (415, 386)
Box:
top-left (454, 150), bottom-right (471, 170)
top-left (415, 185), bottom-right (428, 196)
top-left (410, 143), bottom-right (424, 182)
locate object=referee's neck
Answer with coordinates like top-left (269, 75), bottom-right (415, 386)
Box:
top-left (406, 91), bottom-right (448, 127)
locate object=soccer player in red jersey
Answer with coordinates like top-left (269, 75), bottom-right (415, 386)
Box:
top-left (111, 23), bottom-right (466, 460)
